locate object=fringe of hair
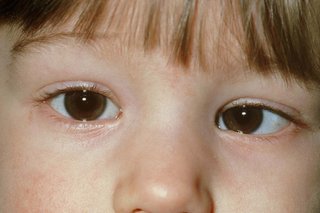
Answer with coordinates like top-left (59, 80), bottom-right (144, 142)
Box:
top-left (1, 0), bottom-right (320, 86)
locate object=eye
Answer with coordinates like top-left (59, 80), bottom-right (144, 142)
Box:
top-left (50, 89), bottom-right (120, 121)
top-left (216, 104), bottom-right (290, 135)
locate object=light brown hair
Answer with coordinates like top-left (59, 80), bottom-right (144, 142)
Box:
top-left (1, 0), bottom-right (319, 86)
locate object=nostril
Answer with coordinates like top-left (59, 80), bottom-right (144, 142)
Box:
top-left (132, 208), bottom-right (148, 213)
top-left (132, 210), bottom-right (190, 213)
top-left (132, 209), bottom-right (193, 213)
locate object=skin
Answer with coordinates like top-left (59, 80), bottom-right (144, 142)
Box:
top-left (1, 2), bottom-right (320, 212)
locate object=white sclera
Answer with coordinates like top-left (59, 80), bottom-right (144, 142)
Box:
top-left (50, 93), bottom-right (120, 121)
top-left (218, 108), bottom-right (290, 135)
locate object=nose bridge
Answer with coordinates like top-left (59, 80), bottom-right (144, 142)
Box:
top-left (135, 98), bottom-right (206, 175)
top-left (113, 103), bottom-right (213, 212)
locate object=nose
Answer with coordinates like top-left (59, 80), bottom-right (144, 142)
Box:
top-left (112, 124), bottom-right (213, 213)
top-left (113, 174), bottom-right (213, 213)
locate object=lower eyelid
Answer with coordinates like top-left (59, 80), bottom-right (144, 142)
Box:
top-left (216, 122), bottom-right (301, 145)
top-left (33, 99), bottom-right (122, 136)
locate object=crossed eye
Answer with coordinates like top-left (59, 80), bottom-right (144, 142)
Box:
top-left (216, 104), bottom-right (290, 135)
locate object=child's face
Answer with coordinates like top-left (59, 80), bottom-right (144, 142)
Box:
top-left (1, 1), bottom-right (320, 212)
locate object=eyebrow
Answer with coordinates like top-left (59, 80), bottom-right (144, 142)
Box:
top-left (11, 32), bottom-right (104, 55)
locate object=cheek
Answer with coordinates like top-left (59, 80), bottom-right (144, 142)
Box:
top-left (0, 124), bottom-right (117, 212)
top-left (5, 169), bottom-right (69, 212)
top-left (217, 132), bottom-right (320, 211)
top-left (0, 140), bottom-right (105, 212)
top-left (257, 139), bottom-right (320, 210)
top-left (0, 121), bottom-right (79, 211)
top-left (0, 133), bottom-right (70, 211)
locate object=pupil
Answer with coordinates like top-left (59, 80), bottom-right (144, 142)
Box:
top-left (222, 106), bottom-right (263, 134)
top-left (64, 90), bottom-right (107, 121)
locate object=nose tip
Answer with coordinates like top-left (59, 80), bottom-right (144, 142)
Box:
top-left (113, 173), bottom-right (213, 213)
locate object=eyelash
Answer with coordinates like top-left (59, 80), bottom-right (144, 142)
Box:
top-left (38, 84), bottom-right (112, 102)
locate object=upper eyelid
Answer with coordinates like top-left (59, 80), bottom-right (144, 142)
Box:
top-left (218, 98), bottom-right (309, 128)
top-left (45, 86), bottom-right (112, 99)
top-left (221, 98), bottom-right (299, 115)
top-left (35, 81), bottom-right (118, 104)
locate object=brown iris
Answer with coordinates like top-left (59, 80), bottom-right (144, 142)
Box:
top-left (64, 90), bottom-right (106, 121)
top-left (222, 105), bottom-right (263, 134)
